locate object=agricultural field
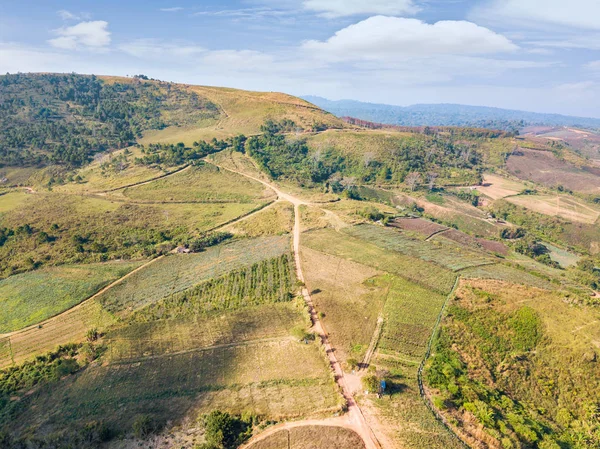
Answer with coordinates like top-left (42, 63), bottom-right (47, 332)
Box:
top-left (107, 303), bottom-right (303, 361)
top-left (506, 193), bottom-right (600, 224)
top-left (3, 339), bottom-right (341, 438)
top-left (460, 263), bottom-right (554, 289)
top-left (127, 254), bottom-right (295, 322)
top-left (0, 191), bottom-right (263, 276)
top-left (97, 235), bottom-right (291, 314)
top-left (476, 173), bottom-right (529, 199)
top-left (121, 163), bottom-right (275, 204)
top-left (0, 299), bottom-right (115, 368)
top-left (376, 275), bottom-right (447, 362)
top-left (300, 247), bottom-right (385, 362)
top-left (506, 148), bottom-right (600, 194)
top-left (302, 228), bottom-right (457, 294)
top-left (436, 229), bottom-right (508, 256)
top-left (356, 274), bottom-right (463, 449)
top-left (388, 217), bottom-right (447, 240)
top-left (247, 426), bottom-right (366, 449)
top-left (343, 224), bottom-right (495, 272)
top-left (542, 242), bottom-right (580, 268)
top-left (0, 261), bottom-right (141, 333)
top-left (227, 201), bottom-right (294, 237)
top-left (426, 279), bottom-right (600, 448)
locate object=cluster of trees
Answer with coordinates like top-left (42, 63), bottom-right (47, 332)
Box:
top-left (428, 298), bottom-right (600, 448)
top-left (134, 139), bottom-right (229, 167)
top-left (246, 119), bottom-right (484, 191)
top-left (0, 73), bottom-right (219, 167)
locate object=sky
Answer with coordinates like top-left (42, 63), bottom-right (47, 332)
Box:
top-left (2, 1), bottom-right (600, 117)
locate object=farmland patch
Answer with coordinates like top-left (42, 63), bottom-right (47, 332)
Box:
top-left (302, 228), bottom-right (457, 294)
top-left (0, 261), bottom-right (141, 333)
top-left (247, 426), bottom-right (366, 449)
top-left (343, 224), bottom-right (495, 272)
top-left (97, 236), bottom-right (291, 314)
top-left (506, 194), bottom-right (600, 224)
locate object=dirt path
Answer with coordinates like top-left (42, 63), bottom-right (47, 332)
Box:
top-left (360, 317), bottom-right (384, 371)
top-left (214, 162), bottom-right (381, 449)
top-left (0, 255), bottom-right (165, 340)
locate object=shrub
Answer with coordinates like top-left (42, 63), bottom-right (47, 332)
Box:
top-left (132, 414), bottom-right (154, 438)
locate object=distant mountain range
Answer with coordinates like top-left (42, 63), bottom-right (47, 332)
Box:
top-left (302, 96), bottom-right (600, 131)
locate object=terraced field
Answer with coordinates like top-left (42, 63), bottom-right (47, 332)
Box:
top-left (98, 235), bottom-right (291, 314)
top-left (5, 339), bottom-right (341, 435)
top-left (0, 261), bottom-right (142, 333)
top-left (343, 224), bottom-right (494, 272)
top-left (302, 228), bottom-right (457, 294)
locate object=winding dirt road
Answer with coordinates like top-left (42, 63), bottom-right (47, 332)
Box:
top-left (214, 162), bottom-right (381, 449)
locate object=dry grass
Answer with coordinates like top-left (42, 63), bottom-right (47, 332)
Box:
top-left (247, 426), bottom-right (366, 449)
top-left (227, 202), bottom-right (294, 237)
top-left (121, 163), bottom-right (275, 204)
top-left (477, 173), bottom-right (529, 200)
top-left (300, 247), bottom-right (385, 362)
top-left (0, 191), bottom-right (33, 214)
top-left (506, 194), bottom-right (600, 224)
top-left (0, 299), bottom-right (115, 368)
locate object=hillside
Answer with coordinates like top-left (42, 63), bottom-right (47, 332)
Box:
top-left (303, 96), bottom-right (600, 132)
top-left (0, 74), bottom-right (599, 449)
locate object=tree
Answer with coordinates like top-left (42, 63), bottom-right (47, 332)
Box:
top-left (362, 374), bottom-right (380, 394)
top-left (405, 172), bottom-right (421, 191)
top-left (203, 411), bottom-right (248, 449)
top-left (426, 172), bottom-right (438, 191)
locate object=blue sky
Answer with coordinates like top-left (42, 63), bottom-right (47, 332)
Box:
top-left (2, 0), bottom-right (600, 117)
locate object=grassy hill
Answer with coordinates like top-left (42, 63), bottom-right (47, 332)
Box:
top-left (0, 74), bottom-right (600, 449)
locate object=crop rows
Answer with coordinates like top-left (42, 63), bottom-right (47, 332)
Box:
top-left (98, 235), bottom-right (291, 314)
top-left (107, 303), bottom-right (302, 361)
top-left (8, 340), bottom-right (338, 434)
top-left (377, 276), bottom-right (447, 362)
top-left (129, 254), bottom-right (294, 322)
top-left (344, 224), bottom-right (494, 272)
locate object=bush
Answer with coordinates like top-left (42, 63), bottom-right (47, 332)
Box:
top-left (202, 411), bottom-right (251, 449)
top-left (362, 374), bottom-right (380, 394)
top-left (132, 414), bottom-right (154, 438)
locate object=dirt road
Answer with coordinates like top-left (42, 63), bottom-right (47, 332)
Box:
top-left (215, 162), bottom-right (381, 449)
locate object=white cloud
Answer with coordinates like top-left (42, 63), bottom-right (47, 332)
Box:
top-left (159, 7), bottom-right (183, 12)
top-left (200, 50), bottom-right (275, 69)
top-left (119, 39), bottom-right (205, 59)
top-left (302, 16), bottom-right (518, 61)
top-left (585, 61), bottom-right (600, 73)
top-left (526, 35), bottom-right (600, 50)
top-left (48, 21), bottom-right (111, 50)
top-left (58, 10), bottom-right (78, 20)
top-left (471, 0), bottom-right (600, 30)
top-left (302, 0), bottom-right (419, 18)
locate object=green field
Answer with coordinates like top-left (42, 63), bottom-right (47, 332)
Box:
top-left (460, 263), bottom-right (554, 289)
top-left (122, 163), bottom-right (274, 203)
top-left (356, 274), bottom-right (463, 449)
top-left (98, 236), bottom-right (291, 314)
top-left (343, 224), bottom-right (494, 272)
top-left (129, 254), bottom-right (295, 322)
top-left (377, 275), bottom-right (447, 361)
top-left (302, 228), bottom-right (457, 294)
top-left (0, 261), bottom-right (141, 333)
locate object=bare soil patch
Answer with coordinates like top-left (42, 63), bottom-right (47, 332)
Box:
top-left (388, 217), bottom-right (447, 239)
top-left (506, 148), bottom-right (600, 193)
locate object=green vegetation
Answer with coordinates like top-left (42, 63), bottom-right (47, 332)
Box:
top-left (302, 227), bottom-right (457, 294)
top-left (123, 163), bottom-right (272, 203)
top-left (98, 236), bottom-right (290, 314)
top-left (201, 410), bottom-right (252, 449)
top-left (0, 192), bottom-right (260, 277)
top-left (427, 280), bottom-right (600, 448)
top-left (344, 224), bottom-right (494, 272)
top-left (0, 73), bottom-right (219, 167)
top-left (377, 275), bottom-right (447, 361)
top-left (0, 261), bottom-right (141, 333)
top-left (247, 120), bottom-right (486, 188)
top-left (128, 254), bottom-right (294, 322)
